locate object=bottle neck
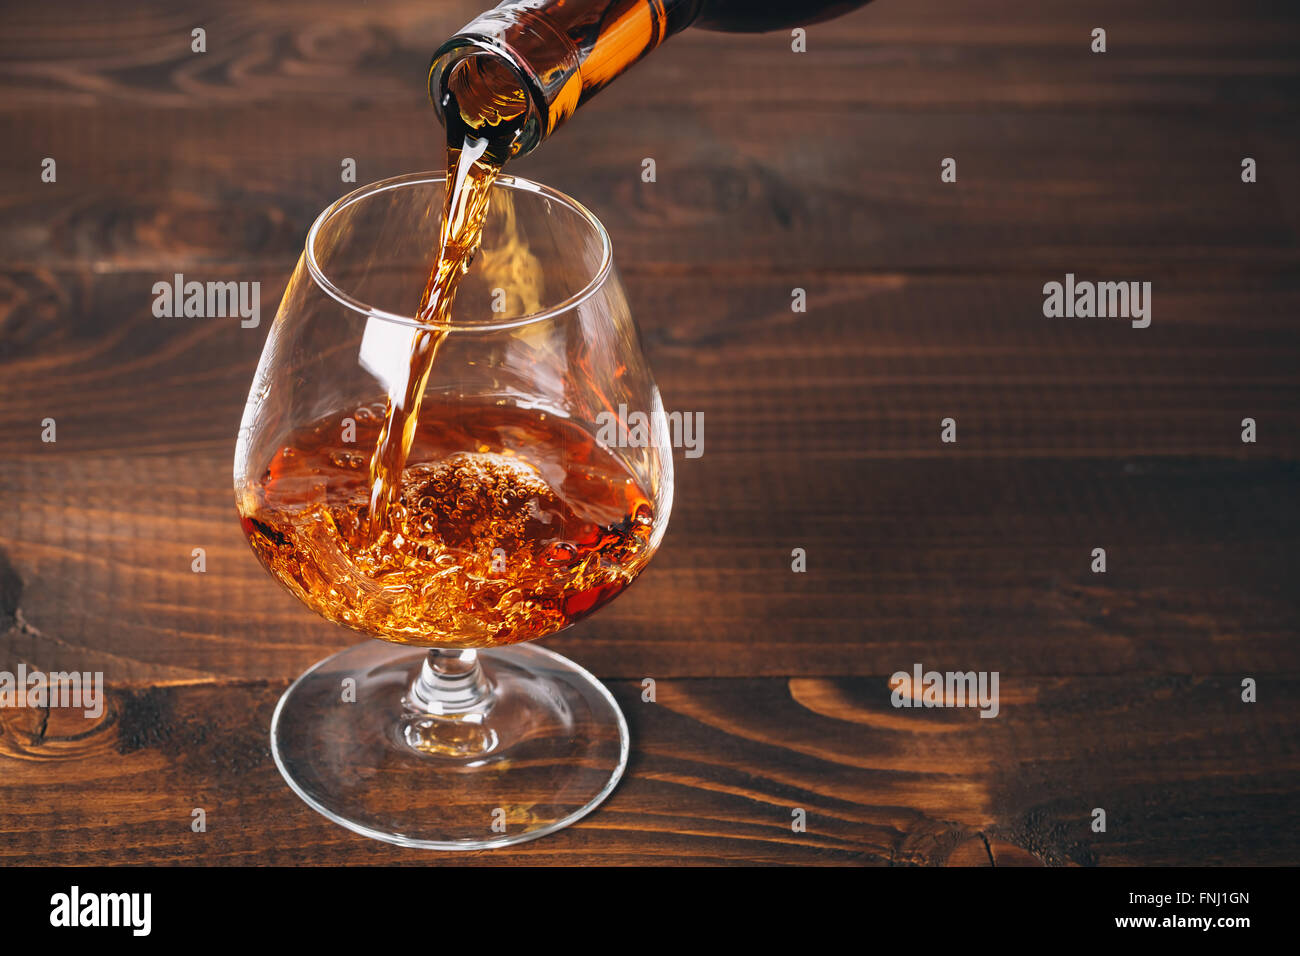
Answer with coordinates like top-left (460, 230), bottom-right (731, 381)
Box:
top-left (430, 0), bottom-right (704, 162)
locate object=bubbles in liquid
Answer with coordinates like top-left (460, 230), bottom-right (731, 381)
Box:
top-left (329, 450), bottom-right (367, 469)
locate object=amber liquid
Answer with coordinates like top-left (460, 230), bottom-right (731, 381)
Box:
top-left (366, 137), bottom-right (498, 533)
top-left (367, 56), bottom-right (535, 529)
top-left (241, 403), bottom-right (655, 647)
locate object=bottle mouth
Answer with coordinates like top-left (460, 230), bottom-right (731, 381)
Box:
top-left (449, 57), bottom-right (530, 144)
top-left (431, 47), bottom-right (538, 162)
top-left (428, 12), bottom-right (584, 161)
top-left (430, 44), bottom-right (543, 162)
top-left (304, 171), bottom-right (614, 333)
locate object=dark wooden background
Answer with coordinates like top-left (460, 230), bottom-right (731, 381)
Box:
top-left (1, 0), bottom-right (1297, 865)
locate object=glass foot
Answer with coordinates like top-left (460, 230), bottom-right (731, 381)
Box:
top-left (270, 640), bottom-right (629, 850)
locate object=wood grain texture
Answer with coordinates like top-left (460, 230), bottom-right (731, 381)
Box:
top-left (0, 0), bottom-right (1297, 864)
top-left (1, 676), bottom-right (1294, 865)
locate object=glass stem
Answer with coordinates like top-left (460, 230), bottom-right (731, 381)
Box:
top-left (401, 648), bottom-right (499, 757)
top-left (406, 648), bottom-right (493, 716)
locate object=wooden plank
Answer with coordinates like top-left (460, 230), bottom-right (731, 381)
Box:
top-left (1, 0), bottom-right (1296, 114)
top-left (2, 451), bottom-right (1295, 683)
top-left (1, 270), bottom-right (1295, 683)
top-left (3, 272), bottom-right (1298, 458)
top-left (0, 675), bottom-right (1293, 865)
top-left (2, 106), bottom-right (1297, 275)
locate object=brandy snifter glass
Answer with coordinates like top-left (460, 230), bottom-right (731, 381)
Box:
top-left (234, 172), bottom-right (672, 849)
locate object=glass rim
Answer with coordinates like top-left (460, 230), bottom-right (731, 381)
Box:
top-left (304, 170), bottom-right (614, 333)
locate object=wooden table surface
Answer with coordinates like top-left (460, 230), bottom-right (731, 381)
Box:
top-left (1, 0), bottom-right (1297, 865)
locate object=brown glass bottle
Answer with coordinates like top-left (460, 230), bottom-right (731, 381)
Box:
top-left (430, 0), bottom-right (872, 163)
